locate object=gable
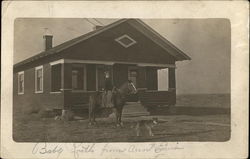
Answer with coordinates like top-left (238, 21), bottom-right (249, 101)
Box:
top-left (14, 19), bottom-right (191, 69)
top-left (62, 22), bottom-right (176, 64)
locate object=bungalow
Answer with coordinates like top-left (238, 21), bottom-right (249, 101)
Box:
top-left (13, 19), bottom-right (191, 113)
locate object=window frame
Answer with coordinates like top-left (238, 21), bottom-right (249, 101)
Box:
top-left (71, 64), bottom-right (87, 92)
top-left (115, 34), bottom-right (137, 48)
top-left (35, 65), bottom-right (44, 93)
top-left (18, 71), bottom-right (24, 95)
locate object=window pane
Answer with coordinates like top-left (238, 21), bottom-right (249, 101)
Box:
top-left (72, 67), bottom-right (84, 90)
top-left (18, 73), bottom-right (24, 93)
top-left (36, 68), bottom-right (43, 92)
top-left (37, 77), bottom-right (41, 91)
top-left (37, 69), bottom-right (42, 77)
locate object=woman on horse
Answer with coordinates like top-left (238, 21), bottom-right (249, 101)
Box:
top-left (104, 71), bottom-right (112, 93)
top-left (103, 71), bottom-right (113, 107)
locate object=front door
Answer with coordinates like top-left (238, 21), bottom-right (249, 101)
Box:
top-left (128, 67), bottom-right (138, 88)
top-left (128, 66), bottom-right (138, 102)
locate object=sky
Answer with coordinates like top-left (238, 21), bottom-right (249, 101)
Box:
top-left (14, 18), bottom-right (230, 94)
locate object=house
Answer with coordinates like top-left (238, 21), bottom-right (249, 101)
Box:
top-left (13, 19), bottom-right (191, 112)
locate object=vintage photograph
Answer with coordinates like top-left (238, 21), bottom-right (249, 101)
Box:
top-left (13, 18), bottom-right (231, 142)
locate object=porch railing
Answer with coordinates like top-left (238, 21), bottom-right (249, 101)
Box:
top-left (138, 90), bottom-right (176, 107)
top-left (63, 89), bottom-right (176, 109)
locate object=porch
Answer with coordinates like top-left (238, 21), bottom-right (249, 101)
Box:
top-left (50, 59), bottom-right (177, 110)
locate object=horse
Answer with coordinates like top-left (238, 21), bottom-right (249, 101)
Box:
top-left (88, 80), bottom-right (137, 126)
top-left (111, 80), bottom-right (137, 127)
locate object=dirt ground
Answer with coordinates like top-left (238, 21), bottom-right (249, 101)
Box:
top-left (13, 94), bottom-right (230, 142)
top-left (13, 113), bottom-right (230, 142)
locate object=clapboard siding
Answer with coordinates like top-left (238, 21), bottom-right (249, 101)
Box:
top-left (146, 67), bottom-right (158, 90)
top-left (86, 64), bottom-right (96, 91)
top-left (113, 64), bottom-right (129, 87)
top-left (13, 63), bottom-right (64, 111)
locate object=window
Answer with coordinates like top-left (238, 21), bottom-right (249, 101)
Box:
top-left (72, 65), bottom-right (86, 90)
top-left (18, 71), bottom-right (24, 94)
top-left (35, 66), bottom-right (43, 93)
top-left (157, 68), bottom-right (169, 91)
top-left (115, 34), bottom-right (137, 48)
top-left (51, 64), bottom-right (62, 92)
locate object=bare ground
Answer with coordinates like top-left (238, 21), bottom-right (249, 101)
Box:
top-left (13, 113), bottom-right (230, 142)
top-left (13, 94), bottom-right (230, 142)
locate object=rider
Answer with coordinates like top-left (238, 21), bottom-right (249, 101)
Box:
top-left (104, 71), bottom-right (112, 93)
top-left (103, 70), bottom-right (113, 107)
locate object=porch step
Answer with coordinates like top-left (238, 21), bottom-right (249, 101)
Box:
top-left (122, 102), bottom-right (150, 117)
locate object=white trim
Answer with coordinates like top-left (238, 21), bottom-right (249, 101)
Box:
top-left (18, 71), bottom-right (24, 74)
top-left (115, 34), bottom-right (137, 48)
top-left (60, 88), bottom-right (72, 91)
top-left (63, 59), bottom-right (175, 68)
top-left (35, 65), bottom-right (43, 70)
top-left (137, 63), bottom-right (176, 68)
top-left (50, 91), bottom-right (61, 94)
top-left (35, 65), bottom-right (44, 93)
top-left (50, 59), bottom-right (175, 68)
top-left (50, 59), bottom-right (64, 65)
top-left (65, 59), bottom-right (114, 65)
top-left (18, 71), bottom-right (24, 95)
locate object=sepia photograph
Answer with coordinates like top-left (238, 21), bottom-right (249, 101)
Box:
top-left (1, 1), bottom-right (248, 159)
top-left (13, 18), bottom-right (230, 142)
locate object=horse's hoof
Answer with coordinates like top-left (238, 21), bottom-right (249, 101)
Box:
top-left (88, 122), bottom-right (92, 126)
top-left (120, 122), bottom-right (124, 127)
top-left (116, 124), bottom-right (120, 127)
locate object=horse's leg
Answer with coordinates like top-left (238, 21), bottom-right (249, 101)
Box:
top-left (93, 108), bottom-right (97, 125)
top-left (89, 105), bottom-right (92, 125)
top-left (115, 108), bottom-right (120, 127)
top-left (119, 107), bottom-right (123, 126)
top-left (89, 111), bottom-right (93, 125)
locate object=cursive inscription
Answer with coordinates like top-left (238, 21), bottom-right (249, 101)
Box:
top-left (101, 143), bottom-right (127, 155)
top-left (31, 142), bottom-right (184, 158)
top-left (71, 143), bottom-right (95, 159)
top-left (32, 143), bottom-right (63, 158)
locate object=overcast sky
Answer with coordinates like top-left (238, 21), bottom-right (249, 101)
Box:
top-left (14, 18), bottom-right (230, 94)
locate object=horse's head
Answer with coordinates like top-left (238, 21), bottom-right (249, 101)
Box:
top-left (127, 80), bottom-right (137, 94)
top-left (114, 80), bottom-right (137, 96)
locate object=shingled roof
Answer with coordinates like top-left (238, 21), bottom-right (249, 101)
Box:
top-left (14, 19), bottom-right (191, 68)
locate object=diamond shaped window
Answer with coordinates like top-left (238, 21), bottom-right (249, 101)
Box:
top-left (115, 34), bottom-right (137, 48)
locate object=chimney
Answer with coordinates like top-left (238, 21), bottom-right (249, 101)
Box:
top-left (43, 28), bottom-right (53, 51)
top-left (93, 25), bottom-right (102, 30)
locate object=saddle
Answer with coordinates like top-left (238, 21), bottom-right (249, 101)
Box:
top-left (101, 91), bottom-right (114, 108)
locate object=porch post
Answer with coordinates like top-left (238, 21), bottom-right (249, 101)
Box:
top-left (61, 63), bottom-right (72, 110)
top-left (168, 67), bottom-right (176, 104)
